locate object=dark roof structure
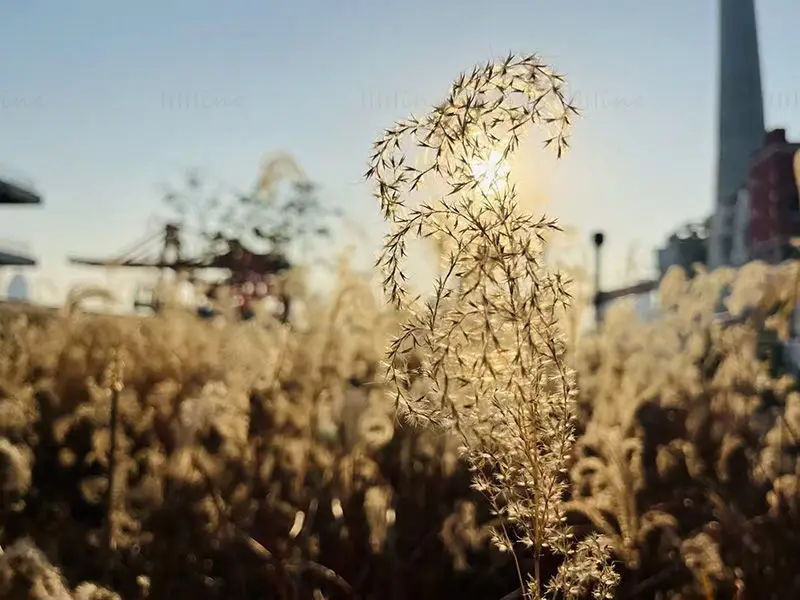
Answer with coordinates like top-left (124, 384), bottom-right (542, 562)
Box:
top-left (0, 176), bottom-right (41, 266)
top-left (0, 177), bottom-right (42, 205)
top-left (0, 250), bottom-right (36, 266)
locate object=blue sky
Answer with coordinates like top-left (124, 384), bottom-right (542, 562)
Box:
top-left (2, 0), bottom-right (799, 304)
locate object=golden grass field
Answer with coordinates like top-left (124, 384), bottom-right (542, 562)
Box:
top-left (3, 257), bottom-right (800, 600)
top-left (4, 55), bottom-right (800, 600)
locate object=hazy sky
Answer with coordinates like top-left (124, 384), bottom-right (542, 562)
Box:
top-left (2, 0), bottom-right (799, 304)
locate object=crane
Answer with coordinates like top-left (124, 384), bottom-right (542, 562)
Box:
top-left (68, 223), bottom-right (293, 322)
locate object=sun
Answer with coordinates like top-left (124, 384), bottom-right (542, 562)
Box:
top-left (469, 149), bottom-right (510, 196)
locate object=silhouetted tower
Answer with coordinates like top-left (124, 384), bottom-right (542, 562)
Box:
top-left (708, 0), bottom-right (765, 268)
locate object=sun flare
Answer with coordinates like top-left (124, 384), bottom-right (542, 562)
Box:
top-left (469, 150), bottom-right (510, 196)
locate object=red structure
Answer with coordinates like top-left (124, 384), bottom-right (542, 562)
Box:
top-left (69, 224), bottom-right (293, 322)
top-left (748, 128), bottom-right (800, 263)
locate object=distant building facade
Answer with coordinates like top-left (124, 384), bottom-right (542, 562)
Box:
top-left (6, 274), bottom-right (29, 301)
top-left (694, 129), bottom-right (800, 269)
top-left (710, 198), bottom-right (736, 267)
top-left (657, 221), bottom-right (709, 277)
top-left (747, 128), bottom-right (800, 263)
top-left (730, 186), bottom-right (751, 267)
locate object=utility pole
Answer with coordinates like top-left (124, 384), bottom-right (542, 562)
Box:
top-left (592, 231), bottom-right (605, 327)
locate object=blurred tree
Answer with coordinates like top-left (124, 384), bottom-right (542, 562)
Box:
top-left (161, 153), bottom-right (339, 262)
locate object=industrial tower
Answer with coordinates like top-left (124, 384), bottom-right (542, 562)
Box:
top-left (708, 0), bottom-right (766, 268)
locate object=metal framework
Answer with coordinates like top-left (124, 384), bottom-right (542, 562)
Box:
top-left (69, 223), bottom-right (293, 321)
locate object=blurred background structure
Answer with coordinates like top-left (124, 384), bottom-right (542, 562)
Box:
top-left (0, 175), bottom-right (41, 269)
top-left (658, 0), bottom-right (800, 275)
top-left (596, 0), bottom-right (800, 323)
top-left (707, 0), bottom-right (765, 269)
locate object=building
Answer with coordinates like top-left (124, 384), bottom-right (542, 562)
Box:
top-left (730, 185), bottom-right (751, 266)
top-left (708, 0), bottom-right (766, 269)
top-left (0, 176), bottom-right (42, 267)
top-left (747, 128), bottom-right (800, 263)
top-left (657, 221), bottom-right (709, 277)
top-left (679, 128), bottom-right (800, 270)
